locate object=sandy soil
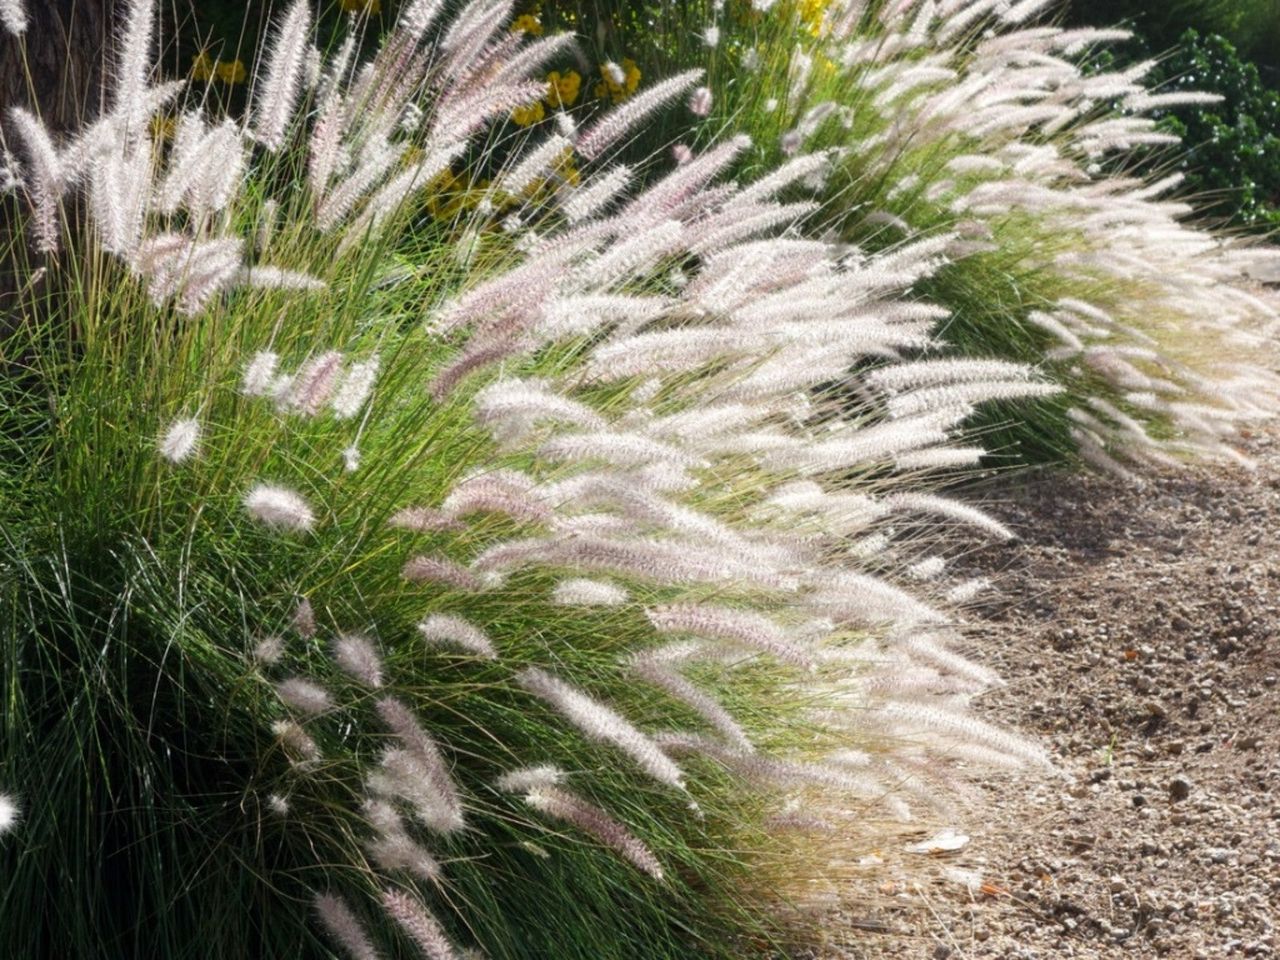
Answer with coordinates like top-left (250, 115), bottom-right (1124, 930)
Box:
top-left (815, 433), bottom-right (1280, 960)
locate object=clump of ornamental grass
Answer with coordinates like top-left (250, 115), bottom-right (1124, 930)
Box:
top-left (537, 0), bottom-right (1280, 469)
top-left (1, 1), bottom-right (1053, 957)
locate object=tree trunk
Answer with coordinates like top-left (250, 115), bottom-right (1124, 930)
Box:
top-left (1, 1), bottom-right (119, 326)
top-left (0, 0), bottom-right (119, 133)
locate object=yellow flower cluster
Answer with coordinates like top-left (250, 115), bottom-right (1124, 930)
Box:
top-left (424, 153), bottom-right (578, 224)
top-left (510, 100), bottom-right (546, 127)
top-left (510, 69), bottom-right (582, 125)
top-left (190, 53), bottom-right (247, 84)
top-left (731, 0), bottom-right (830, 36)
top-left (510, 14), bottom-right (543, 36)
top-left (545, 70), bottom-right (581, 109)
top-left (593, 58), bottom-right (641, 103)
top-left (339, 0), bottom-right (382, 12)
top-left (798, 0), bottom-right (829, 35)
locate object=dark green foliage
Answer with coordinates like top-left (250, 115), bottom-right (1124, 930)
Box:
top-left (1061, 1), bottom-right (1280, 233)
top-left (1064, 0), bottom-right (1280, 73)
top-left (1150, 31), bottom-right (1280, 233)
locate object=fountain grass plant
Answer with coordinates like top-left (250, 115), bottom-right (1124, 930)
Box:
top-left (0, 1), bottom-right (1132, 958)
top-left (537, 0), bottom-right (1280, 470)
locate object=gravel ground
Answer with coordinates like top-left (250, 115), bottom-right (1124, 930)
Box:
top-left (814, 432), bottom-right (1280, 960)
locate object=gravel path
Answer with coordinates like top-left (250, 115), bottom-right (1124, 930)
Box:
top-left (818, 433), bottom-right (1280, 960)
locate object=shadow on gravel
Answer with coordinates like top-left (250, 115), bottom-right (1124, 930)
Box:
top-left (819, 434), bottom-right (1280, 960)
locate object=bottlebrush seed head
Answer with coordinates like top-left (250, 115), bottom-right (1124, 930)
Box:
top-left (244, 483), bottom-right (316, 532)
top-left (0, 793), bottom-right (20, 835)
top-left (158, 418), bottom-right (200, 463)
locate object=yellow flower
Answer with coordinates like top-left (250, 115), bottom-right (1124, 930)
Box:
top-left (510, 14), bottom-right (543, 35)
top-left (215, 59), bottom-right (247, 85)
top-left (596, 58), bottom-right (642, 103)
top-left (190, 52), bottom-right (215, 82)
top-left (798, 0), bottom-right (829, 36)
top-left (556, 151), bottom-right (581, 187)
top-left (623, 58), bottom-right (641, 94)
top-left (545, 70), bottom-right (581, 109)
top-left (510, 100), bottom-right (546, 127)
top-left (339, 0), bottom-right (382, 12)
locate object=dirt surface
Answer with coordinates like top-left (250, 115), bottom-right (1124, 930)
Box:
top-left (819, 433), bottom-right (1280, 959)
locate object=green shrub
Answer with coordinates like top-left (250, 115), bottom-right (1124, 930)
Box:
top-left (1149, 30), bottom-right (1280, 233)
top-left (533, 0), bottom-right (1280, 469)
top-left (1065, 0), bottom-right (1280, 71)
top-left (1, 2), bottom-right (1053, 958)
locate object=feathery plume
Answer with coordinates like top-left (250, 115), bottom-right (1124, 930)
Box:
top-left (867, 358), bottom-right (1033, 394)
top-left (272, 720), bottom-right (320, 762)
top-left (399, 0), bottom-right (447, 40)
top-left (559, 165), bottom-right (633, 223)
top-left (402, 555), bottom-right (483, 591)
top-left (886, 381), bottom-right (1061, 419)
top-left (728, 152), bottom-right (831, 207)
top-left (333, 634), bottom-right (385, 688)
top-left (244, 484), bottom-right (316, 532)
top-left (315, 893), bottom-right (382, 960)
top-left (551, 578), bottom-right (628, 607)
top-left (7, 107), bottom-right (65, 253)
top-left (241, 266), bottom-right (325, 294)
top-left (111, 0), bottom-right (156, 130)
top-left (389, 507), bottom-right (464, 533)
top-left (494, 765), bottom-right (564, 793)
top-left (442, 471), bottom-right (552, 524)
top-left (417, 614), bottom-right (497, 659)
top-left (629, 648), bottom-right (752, 751)
top-left (364, 804), bottom-right (442, 882)
top-left (499, 134), bottom-right (573, 198)
top-left (885, 492), bottom-right (1013, 540)
top-left (0, 0), bottom-right (27, 35)
top-left (241, 352), bottom-right (280, 396)
top-left (907, 556), bottom-right (947, 581)
top-left (294, 597), bottom-right (317, 639)
top-left (276, 677), bottom-right (334, 715)
top-left (688, 86), bottom-right (713, 117)
top-left (946, 578), bottom-right (991, 604)
top-left (518, 668), bottom-right (686, 789)
top-left (0, 792), bottom-right (19, 835)
top-left (374, 697), bottom-right (464, 833)
top-left (896, 447), bottom-right (987, 470)
top-left (332, 358), bottom-right (381, 420)
top-left (286, 352), bottom-right (345, 416)
top-left (252, 0), bottom-right (312, 151)
top-left (316, 138), bottom-right (406, 232)
top-left (646, 604), bottom-right (814, 667)
top-left (380, 889), bottom-right (457, 960)
top-left (523, 784), bottom-right (665, 880)
top-left (158, 418), bottom-right (200, 464)
top-left (252, 635), bottom-right (285, 665)
top-left (874, 701), bottom-right (1052, 768)
top-left (575, 70), bottom-right (704, 160)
